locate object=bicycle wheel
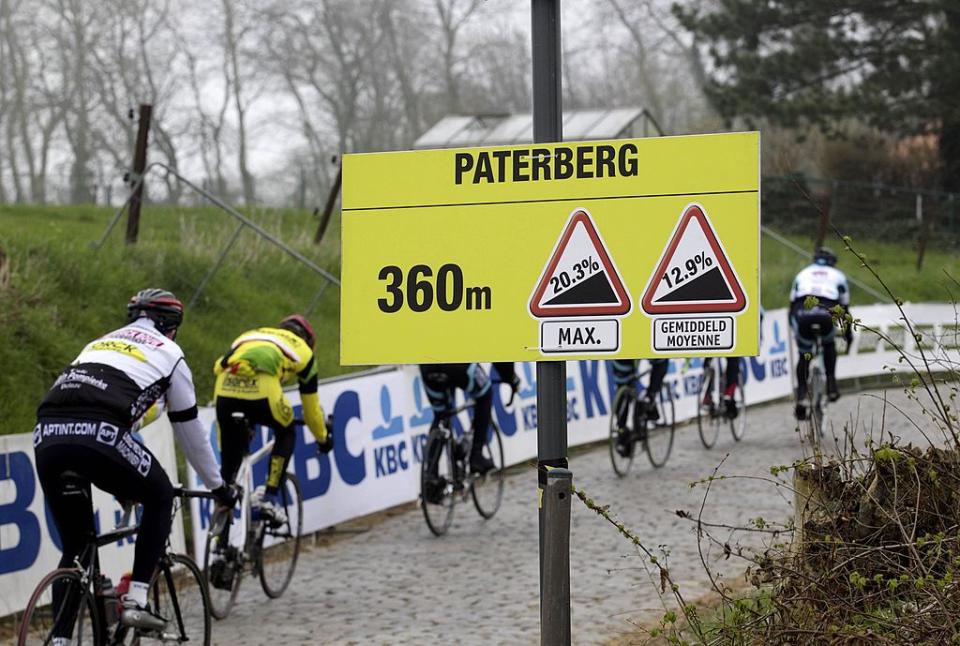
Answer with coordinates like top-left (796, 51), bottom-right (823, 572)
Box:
top-left (421, 428), bottom-right (457, 536)
top-left (259, 473), bottom-right (303, 598)
top-left (203, 505), bottom-right (244, 620)
top-left (471, 421), bottom-right (505, 519)
top-left (729, 365), bottom-right (747, 442)
top-left (809, 367), bottom-right (827, 446)
top-left (608, 386), bottom-right (636, 477)
top-left (140, 553), bottom-right (211, 646)
top-left (644, 383), bottom-right (676, 468)
top-left (17, 568), bottom-right (102, 646)
top-left (696, 363), bottom-right (721, 449)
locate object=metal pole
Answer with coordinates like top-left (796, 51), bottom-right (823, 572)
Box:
top-left (188, 223), bottom-right (245, 308)
top-left (532, 1), bottom-right (571, 644)
top-left (126, 104), bottom-right (152, 245)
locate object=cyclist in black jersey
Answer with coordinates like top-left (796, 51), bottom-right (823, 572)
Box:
top-left (34, 289), bottom-right (237, 634)
top-left (419, 362), bottom-right (518, 502)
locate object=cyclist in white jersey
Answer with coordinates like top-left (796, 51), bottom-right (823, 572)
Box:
top-left (789, 248), bottom-right (853, 420)
top-left (35, 289), bottom-right (237, 634)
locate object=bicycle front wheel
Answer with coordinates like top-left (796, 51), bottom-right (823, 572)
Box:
top-left (141, 553), bottom-right (211, 646)
top-left (17, 568), bottom-right (101, 646)
top-left (696, 364), bottom-right (720, 449)
top-left (259, 473), bottom-right (304, 598)
top-left (644, 383), bottom-right (676, 468)
top-left (203, 506), bottom-right (244, 620)
top-left (471, 421), bottom-right (505, 519)
top-left (609, 386), bottom-right (636, 477)
top-left (421, 429), bottom-right (457, 536)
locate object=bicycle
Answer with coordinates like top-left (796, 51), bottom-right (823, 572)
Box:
top-left (17, 479), bottom-right (214, 646)
top-left (696, 358), bottom-right (746, 448)
top-left (420, 385), bottom-right (514, 537)
top-left (608, 365), bottom-right (677, 477)
top-left (203, 411), bottom-right (304, 620)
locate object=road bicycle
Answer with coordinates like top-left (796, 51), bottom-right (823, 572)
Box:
top-left (696, 357), bottom-right (746, 448)
top-left (202, 411), bottom-right (304, 620)
top-left (608, 365), bottom-right (677, 477)
top-left (420, 386), bottom-right (514, 537)
top-left (17, 480), bottom-right (214, 646)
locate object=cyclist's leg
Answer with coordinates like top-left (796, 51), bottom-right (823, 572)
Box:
top-left (34, 439), bottom-right (95, 639)
top-left (215, 397), bottom-right (253, 486)
top-left (419, 365), bottom-right (456, 476)
top-left (611, 359), bottom-right (636, 427)
top-left (701, 357), bottom-right (715, 406)
top-left (460, 363), bottom-right (495, 471)
top-left (38, 426), bottom-right (173, 609)
top-left (723, 357), bottom-right (740, 418)
top-left (791, 306), bottom-right (814, 401)
top-left (643, 359), bottom-right (669, 420)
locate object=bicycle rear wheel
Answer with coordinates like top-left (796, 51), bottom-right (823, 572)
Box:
top-left (141, 553), bottom-right (211, 646)
top-left (421, 429), bottom-right (457, 536)
top-left (696, 363), bottom-right (721, 449)
top-left (644, 383), bottom-right (676, 468)
top-left (203, 506), bottom-right (244, 620)
top-left (809, 367), bottom-right (827, 447)
top-left (729, 366), bottom-right (747, 442)
top-left (259, 473), bottom-right (303, 598)
top-left (608, 386), bottom-right (636, 477)
top-left (17, 568), bottom-right (101, 646)
top-left (471, 421), bottom-right (505, 519)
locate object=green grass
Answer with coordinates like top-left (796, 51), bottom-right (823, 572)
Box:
top-left (0, 203), bottom-right (345, 435)
top-left (2, 203), bottom-right (959, 437)
top-left (761, 230), bottom-right (960, 310)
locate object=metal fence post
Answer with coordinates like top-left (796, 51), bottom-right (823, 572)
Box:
top-left (532, 1), bottom-right (571, 644)
top-left (541, 467), bottom-right (572, 645)
top-left (126, 104), bottom-right (153, 245)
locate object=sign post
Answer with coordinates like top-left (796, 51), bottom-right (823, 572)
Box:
top-left (531, 1), bottom-right (571, 643)
top-left (340, 58), bottom-right (759, 646)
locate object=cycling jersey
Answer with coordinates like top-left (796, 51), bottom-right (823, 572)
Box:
top-left (790, 264), bottom-right (850, 307)
top-left (213, 326), bottom-right (327, 444)
top-left (37, 318), bottom-right (222, 489)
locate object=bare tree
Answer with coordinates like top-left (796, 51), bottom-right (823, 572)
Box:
top-left (222, 0), bottom-right (256, 205)
top-left (433, 0), bottom-right (483, 114)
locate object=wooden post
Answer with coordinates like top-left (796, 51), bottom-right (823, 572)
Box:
top-left (916, 193), bottom-right (933, 270)
top-left (126, 104), bottom-right (152, 245)
top-left (314, 162), bottom-right (342, 244)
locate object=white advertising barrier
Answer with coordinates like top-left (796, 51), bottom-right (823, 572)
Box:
top-left (0, 417), bottom-right (183, 617)
top-left (186, 302), bottom-right (960, 561)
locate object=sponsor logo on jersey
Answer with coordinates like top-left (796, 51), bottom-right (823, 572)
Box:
top-left (33, 423), bottom-right (41, 447)
top-left (96, 422), bottom-right (119, 446)
top-left (53, 368), bottom-right (109, 391)
top-left (222, 373), bottom-right (259, 393)
top-left (91, 340), bottom-right (148, 362)
top-left (38, 421), bottom-right (99, 439)
top-left (108, 328), bottom-right (165, 348)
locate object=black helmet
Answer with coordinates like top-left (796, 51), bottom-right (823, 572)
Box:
top-left (813, 247), bottom-right (837, 267)
top-left (278, 314), bottom-right (316, 349)
top-left (127, 288), bottom-right (184, 334)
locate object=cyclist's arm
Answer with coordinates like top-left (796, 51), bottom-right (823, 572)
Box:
top-left (167, 358), bottom-right (224, 489)
top-left (297, 356), bottom-right (329, 444)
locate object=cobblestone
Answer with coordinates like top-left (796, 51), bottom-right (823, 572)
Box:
top-left (209, 388), bottom-right (934, 645)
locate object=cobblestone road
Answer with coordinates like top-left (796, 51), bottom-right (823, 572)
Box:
top-left (210, 388), bottom-right (934, 645)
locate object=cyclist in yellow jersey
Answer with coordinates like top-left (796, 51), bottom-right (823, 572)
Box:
top-left (213, 314), bottom-right (333, 524)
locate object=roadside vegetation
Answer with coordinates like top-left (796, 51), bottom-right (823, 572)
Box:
top-left (0, 203), bottom-right (342, 435)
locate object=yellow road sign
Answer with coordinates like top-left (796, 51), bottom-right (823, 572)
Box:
top-left (341, 132), bottom-right (760, 365)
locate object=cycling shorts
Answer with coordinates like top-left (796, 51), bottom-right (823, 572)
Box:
top-left (790, 303), bottom-right (836, 353)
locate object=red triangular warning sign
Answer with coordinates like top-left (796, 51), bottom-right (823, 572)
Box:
top-left (529, 209), bottom-right (631, 317)
top-left (641, 204), bottom-right (746, 315)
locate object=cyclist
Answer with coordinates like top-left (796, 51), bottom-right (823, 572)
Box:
top-left (419, 362), bottom-right (519, 503)
top-left (34, 289), bottom-right (237, 634)
top-left (611, 358), bottom-right (668, 454)
top-left (700, 307), bottom-right (764, 420)
top-left (790, 247), bottom-right (853, 420)
top-left (213, 314), bottom-right (333, 527)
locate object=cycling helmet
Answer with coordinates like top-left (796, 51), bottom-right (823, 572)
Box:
top-left (813, 247), bottom-right (837, 267)
top-left (127, 288), bottom-right (184, 334)
top-left (279, 314), bottom-right (316, 349)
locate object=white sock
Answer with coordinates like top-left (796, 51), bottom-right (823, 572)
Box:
top-left (127, 580), bottom-right (150, 607)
